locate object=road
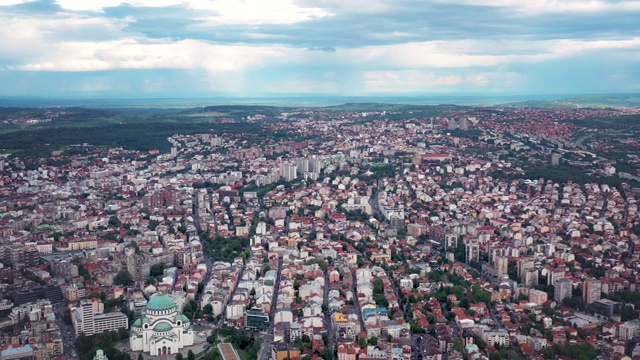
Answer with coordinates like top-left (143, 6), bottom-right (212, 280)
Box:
top-left (323, 266), bottom-right (336, 351)
top-left (369, 179), bottom-right (385, 223)
top-left (411, 335), bottom-right (423, 360)
top-left (192, 191), bottom-right (214, 306)
top-left (54, 305), bottom-right (78, 360)
top-left (350, 267), bottom-right (366, 334)
top-left (258, 254), bottom-right (280, 360)
top-left (343, 247), bottom-right (366, 334)
top-left (574, 133), bottom-right (594, 149)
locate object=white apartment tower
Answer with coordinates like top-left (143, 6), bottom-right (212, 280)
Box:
top-left (554, 278), bottom-right (573, 302)
top-left (281, 163), bottom-right (297, 182)
top-left (494, 256), bottom-right (508, 278)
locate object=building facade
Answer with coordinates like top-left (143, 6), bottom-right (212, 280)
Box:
top-left (245, 307), bottom-right (269, 332)
top-left (72, 299), bottom-right (128, 336)
top-left (583, 278), bottom-right (601, 304)
top-left (494, 256), bottom-right (508, 278)
top-left (554, 278), bottom-right (573, 302)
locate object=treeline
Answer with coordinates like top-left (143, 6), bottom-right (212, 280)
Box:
top-left (199, 105), bottom-right (283, 118)
top-left (0, 121), bottom-right (264, 155)
top-left (568, 114), bottom-right (640, 130)
top-left (217, 326), bottom-right (262, 359)
top-left (0, 107), bottom-right (117, 121)
top-left (76, 330), bottom-right (131, 360)
top-left (200, 233), bottom-right (250, 263)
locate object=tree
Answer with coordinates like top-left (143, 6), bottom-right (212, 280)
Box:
top-left (118, 327), bottom-right (129, 340)
top-left (121, 307), bottom-right (134, 324)
top-left (563, 296), bottom-right (586, 311)
top-left (175, 354), bottom-right (184, 360)
top-left (557, 343), bottom-right (597, 360)
top-left (137, 354), bottom-right (143, 360)
top-left (113, 270), bottom-right (134, 286)
top-left (78, 263), bottom-right (92, 280)
top-left (368, 336), bottom-right (378, 346)
top-left (475, 337), bottom-right (487, 351)
top-left (187, 350), bottom-right (195, 360)
top-left (373, 278), bottom-right (384, 294)
top-left (150, 263), bottom-right (165, 277)
top-left (358, 337), bottom-right (367, 349)
top-left (622, 304), bottom-right (638, 321)
top-left (542, 346), bottom-right (556, 359)
top-left (459, 297), bottom-right (470, 309)
top-left (410, 323), bottom-right (425, 333)
top-left (471, 285), bottom-right (491, 304)
top-left (147, 219), bottom-right (159, 230)
top-left (321, 347), bottom-right (334, 360)
top-left (109, 215), bottom-right (122, 227)
top-left (203, 304), bottom-right (213, 315)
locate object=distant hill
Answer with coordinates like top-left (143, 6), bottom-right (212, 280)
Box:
top-left (181, 105), bottom-right (285, 118)
top-left (321, 102), bottom-right (468, 112)
top-left (498, 95), bottom-right (640, 108)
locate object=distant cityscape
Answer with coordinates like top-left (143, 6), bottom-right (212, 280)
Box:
top-left (0, 102), bottom-right (639, 360)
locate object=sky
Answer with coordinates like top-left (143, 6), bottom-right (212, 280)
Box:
top-left (0, 0), bottom-right (639, 97)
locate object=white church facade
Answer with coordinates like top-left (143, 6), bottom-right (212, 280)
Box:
top-left (130, 294), bottom-right (195, 356)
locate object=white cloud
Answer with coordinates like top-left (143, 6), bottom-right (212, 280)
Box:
top-left (0, 0), bottom-right (31, 5)
top-left (1, 0), bottom-right (638, 95)
top-left (434, 0), bottom-right (640, 14)
top-left (55, 0), bottom-right (332, 25)
top-left (55, 0), bottom-right (181, 12)
top-left (16, 38), bottom-right (285, 73)
top-left (0, 11), bottom-right (134, 66)
top-left (194, 0), bottom-right (332, 25)
top-left (4, 3), bottom-right (639, 77)
top-left (297, 0), bottom-right (394, 14)
top-left (344, 37), bottom-right (640, 69)
top-left (363, 70), bottom-right (523, 92)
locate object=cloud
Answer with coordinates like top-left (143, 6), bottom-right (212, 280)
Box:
top-left (0, 0), bottom-right (32, 5)
top-left (308, 46), bottom-right (336, 52)
top-left (0, 0), bottom-right (639, 95)
top-left (55, 0), bottom-right (331, 25)
top-left (15, 38), bottom-right (285, 73)
top-left (440, 0), bottom-right (640, 14)
top-left (362, 70), bottom-right (524, 92)
top-left (342, 37), bottom-right (640, 69)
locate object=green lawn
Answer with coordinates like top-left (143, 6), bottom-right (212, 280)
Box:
top-left (235, 347), bottom-right (253, 360)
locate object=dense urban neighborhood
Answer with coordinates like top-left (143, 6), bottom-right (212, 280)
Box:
top-left (0, 103), bottom-right (640, 360)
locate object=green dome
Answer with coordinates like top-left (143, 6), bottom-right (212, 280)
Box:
top-left (176, 314), bottom-right (189, 323)
top-left (133, 317), bottom-right (150, 327)
top-left (147, 294), bottom-right (176, 311)
top-left (154, 323), bottom-right (173, 332)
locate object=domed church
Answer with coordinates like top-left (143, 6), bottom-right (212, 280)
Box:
top-left (130, 294), bottom-right (195, 356)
